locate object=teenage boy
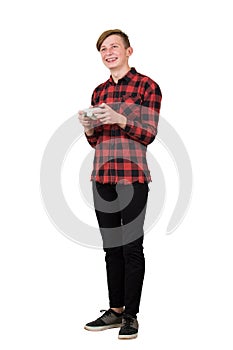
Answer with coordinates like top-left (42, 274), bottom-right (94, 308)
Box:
top-left (78, 29), bottom-right (162, 339)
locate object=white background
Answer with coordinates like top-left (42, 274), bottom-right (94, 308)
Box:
top-left (1, 0), bottom-right (233, 349)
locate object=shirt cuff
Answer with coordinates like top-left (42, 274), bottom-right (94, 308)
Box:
top-left (123, 119), bottom-right (135, 133)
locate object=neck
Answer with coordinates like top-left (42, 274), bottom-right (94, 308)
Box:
top-left (110, 65), bottom-right (131, 83)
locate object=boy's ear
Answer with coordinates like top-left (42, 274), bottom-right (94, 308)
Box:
top-left (126, 46), bottom-right (133, 57)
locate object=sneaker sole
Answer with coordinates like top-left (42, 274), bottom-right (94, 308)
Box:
top-left (84, 324), bottom-right (122, 331)
top-left (118, 333), bottom-right (138, 340)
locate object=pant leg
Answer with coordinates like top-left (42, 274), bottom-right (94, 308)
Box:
top-left (104, 246), bottom-right (125, 308)
top-left (118, 182), bottom-right (149, 316)
top-left (92, 182), bottom-right (125, 308)
top-left (123, 237), bottom-right (145, 316)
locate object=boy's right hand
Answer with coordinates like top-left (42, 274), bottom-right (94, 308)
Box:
top-left (78, 109), bottom-right (94, 135)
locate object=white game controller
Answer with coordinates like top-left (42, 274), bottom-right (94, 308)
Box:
top-left (83, 107), bottom-right (104, 120)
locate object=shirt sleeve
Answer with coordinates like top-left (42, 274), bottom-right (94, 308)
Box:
top-left (122, 81), bottom-right (162, 146)
top-left (85, 131), bottom-right (98, 148)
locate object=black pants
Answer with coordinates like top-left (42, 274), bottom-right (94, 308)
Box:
top-left (92, 181), bottom-right (149, 317)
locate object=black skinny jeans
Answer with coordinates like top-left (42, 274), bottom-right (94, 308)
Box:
top-left (92, 181), bottom-right (149, 317)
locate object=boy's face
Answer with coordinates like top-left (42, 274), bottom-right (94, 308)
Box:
top-left (99, 34), bottom-right (132, 70)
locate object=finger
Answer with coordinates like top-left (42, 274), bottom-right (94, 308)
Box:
top-left (99, 103), bottom-right (106, 108)
top-left (93, 108), bottom-right (105, 116)
top-left (100, 117), bottom-right (109, 123)
top-left (83, 117), bottom-right (92, 123)
top-left (80, 116), bottom-right (91, 122)
top-left (96, 112), bottom-right (108, 119)
top-left (78, 116), bottom-right (86, 123)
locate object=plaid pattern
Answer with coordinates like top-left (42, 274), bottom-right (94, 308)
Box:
top-left (85, 68), bottom-right (162, 184)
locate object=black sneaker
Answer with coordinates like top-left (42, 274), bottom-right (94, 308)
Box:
top-left (118, 313), bottom-right (139, 339)
top-left (84, 309), bottom-right (123, 331)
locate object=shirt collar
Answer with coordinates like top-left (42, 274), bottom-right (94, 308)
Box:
top-left (108, 67), bottom-right (137, 85)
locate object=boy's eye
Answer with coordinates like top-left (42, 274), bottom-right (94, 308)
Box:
top-left (100, 48), bottom-right (106, 52)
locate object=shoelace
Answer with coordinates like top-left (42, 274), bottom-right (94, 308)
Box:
top-left (122, 315), bottom-right (134, 328)
top-left (98, 309), bottom-right (112, 320)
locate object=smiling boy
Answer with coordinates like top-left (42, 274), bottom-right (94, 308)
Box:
top-left (78, 29), bottom-right (162, 339)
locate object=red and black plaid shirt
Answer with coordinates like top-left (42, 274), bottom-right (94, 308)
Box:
top-left (85, 67), bottom-right (162, 184)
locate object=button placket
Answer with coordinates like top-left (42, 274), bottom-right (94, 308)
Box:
top-left (108, 84), bottom-right (120, 182)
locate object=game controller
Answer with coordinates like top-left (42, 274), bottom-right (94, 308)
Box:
top-left (83, 107), bottom-right (104, 120)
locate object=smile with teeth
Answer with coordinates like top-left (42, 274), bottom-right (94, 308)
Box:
top-left (106, 57), bottom-right (118, 63)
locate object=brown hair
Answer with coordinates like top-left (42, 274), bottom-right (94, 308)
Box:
top-left (96, 29), bottom-right (131, 51)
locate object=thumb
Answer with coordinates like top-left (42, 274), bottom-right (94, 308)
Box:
top-left (99, 103), bottom-right (107, 108)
